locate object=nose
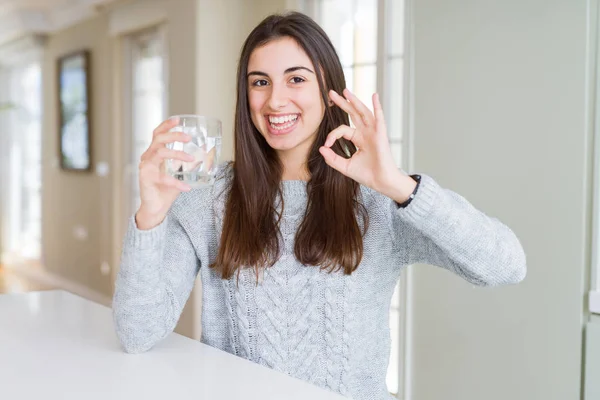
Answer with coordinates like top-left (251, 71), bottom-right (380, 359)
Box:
top-left (267, 82), bottom-right (289, 110)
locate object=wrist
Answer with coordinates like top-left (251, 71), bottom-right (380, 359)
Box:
top-left (376, 169), bottom-right (418, 204)
top-left (135, 207), bottom-right (167, 230)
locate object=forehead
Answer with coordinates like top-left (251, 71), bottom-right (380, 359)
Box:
top-left (248, 36), bottom-right (315, 74)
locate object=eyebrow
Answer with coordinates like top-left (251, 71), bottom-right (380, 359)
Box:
top-left (247, 66), bottom-right (315, 77)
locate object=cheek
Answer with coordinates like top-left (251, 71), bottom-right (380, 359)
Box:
top-left (247, 94), bottom-right (264, 128)
top-left (299, 93), bottom-right (325, 122)
top-left (248, 92), bottom-right (265, 116)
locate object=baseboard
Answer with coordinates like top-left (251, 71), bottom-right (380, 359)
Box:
top-left (4, 263), bottom-right (112, 307)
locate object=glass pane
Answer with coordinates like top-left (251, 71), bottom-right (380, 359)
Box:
top-left (353, 64), bottom-right (377, 113)
top-left (130, 28), bottom-right (166, 214)
top-left (389, 0), bottom-right (405, 56)
top-left (343, 67), bottom-right (354, 93)
top-left (134, 57), bottom-right (164, 95)
top-left (319, 0), bottom-right (377, 67)
top-left (387, 58), bottom-right (403, 141)
top-left (390, 141), bottom-right (402, 167)
top-left (133, 93), bottom-right (162, 146)
top-left (319, 0), bottom-right (355, 67)
top-left (387, 308), bottom-right (400, 395)
top-left (13, 63), bottom-right (42, 260)
top-left (354, 0), bottom-right (378, 64)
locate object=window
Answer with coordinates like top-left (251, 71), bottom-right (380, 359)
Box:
top-left (310, 0), bottom-right (409, 395)
top-left (0, 63), bottom-right (42, 263)
top-left (123, 26), bottom-right (167, 217)
top-left (319, 0), bottom-right (378, 112)
top-left (311, 0), bottom-right (407, 167)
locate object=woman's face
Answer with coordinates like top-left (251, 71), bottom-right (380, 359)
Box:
top-left (247, 36), bottom-right (325, 164)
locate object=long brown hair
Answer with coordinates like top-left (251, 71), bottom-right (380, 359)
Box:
top-left (211, 12), bottom-right (369, 280)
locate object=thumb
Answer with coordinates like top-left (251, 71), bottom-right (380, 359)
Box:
top-left (319, 146), bottom-right (350, 175)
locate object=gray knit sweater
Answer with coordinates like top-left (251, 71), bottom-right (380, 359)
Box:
top-left (113, 163), bottom-right (526, 399)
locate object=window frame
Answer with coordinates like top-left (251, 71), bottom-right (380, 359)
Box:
top-left (589, 0), bottom-right (600, 315)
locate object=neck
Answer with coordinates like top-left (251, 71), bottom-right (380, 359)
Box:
top-left (278, 149), bottom-right (310, 181)
top-left (281, 159), bottom-right (309, 181)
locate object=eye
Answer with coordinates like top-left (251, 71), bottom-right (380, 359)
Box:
top-left (252, 79), bottom-right (269, 87)
top-left (290, 76), bottom-right (305, 84)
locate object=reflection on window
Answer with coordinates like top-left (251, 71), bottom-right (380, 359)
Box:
top-left (316, 0), bottom-right (407, 395)
top-left (129, 27), bottom-right (166, 214)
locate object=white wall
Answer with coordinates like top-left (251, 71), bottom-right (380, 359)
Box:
top-left (42, 12), bottom-right (115, 298)
top-left (408, 1), bottom-right (589, 399)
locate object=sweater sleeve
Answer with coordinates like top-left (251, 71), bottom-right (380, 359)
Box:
top-left (112, 207), bottom-right (201, 353)
top-left (390, 174), bottom-right (527, 286)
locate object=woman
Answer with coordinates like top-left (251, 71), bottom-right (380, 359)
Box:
top-left (113, 11), bottom-right (526, 400)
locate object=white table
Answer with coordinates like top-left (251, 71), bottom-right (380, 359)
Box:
top-left (0, 290), bottom-right (345, 400)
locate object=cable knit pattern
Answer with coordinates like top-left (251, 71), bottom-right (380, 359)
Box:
top-left (113, 162), bottom-right (527, 400)
top-left (222, 277), bottom-right (241, 356)
top-left (339, 269), bottom-right (356, 396)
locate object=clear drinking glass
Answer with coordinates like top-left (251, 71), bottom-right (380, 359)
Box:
top-left (165, 115), bottom-right (222, 187)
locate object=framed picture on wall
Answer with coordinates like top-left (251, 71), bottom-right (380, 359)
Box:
top-left (57, 50), bottom-right (91, 171)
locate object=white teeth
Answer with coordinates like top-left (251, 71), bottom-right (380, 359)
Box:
top-left (271, 120), bottom-right (296, 130)
top-left (269, 114), bottom-right (298, 124)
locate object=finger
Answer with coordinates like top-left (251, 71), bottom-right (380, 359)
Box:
top-left (152, 117), bottom-right (180, 138)
top-left (159, 173), bottom-right (192, 192)
top-left (138, 158), bottom-right (183, 188)
top-left (164, 158), bottom-right (182, 173)
top-left (324, 124), bottom-right (363, 148)
top-left (205, 147), bottom-right (217, 172)
top-left (343, 88), bottom-right (375, 127)
top-left (372, 93), bottom-right (386, 128)
top-left (155, 148), bottom-right (195, 163)
top-left (152, 131), bottom-right (192, 147)
top-left (329, 90), bottom-right (365, 129)
top-left (141, 146), bottom-right (194, 164)
top-left (319, 146), bottom-right (350, 175)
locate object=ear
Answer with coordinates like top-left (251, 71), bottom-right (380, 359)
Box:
top-left (324, 88), bottom-right (334, 106)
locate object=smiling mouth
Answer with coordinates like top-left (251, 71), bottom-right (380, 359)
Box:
top-left (267, 113), bottom-right (299, 131)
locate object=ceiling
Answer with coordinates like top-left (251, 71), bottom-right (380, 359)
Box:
top-left (0, 0), bottom-right (119, 45)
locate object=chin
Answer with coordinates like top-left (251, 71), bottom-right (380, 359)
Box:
top-left (266, 139), bottom-right (299, 152)
top-left (258, 124), bottom-right (318, 154)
